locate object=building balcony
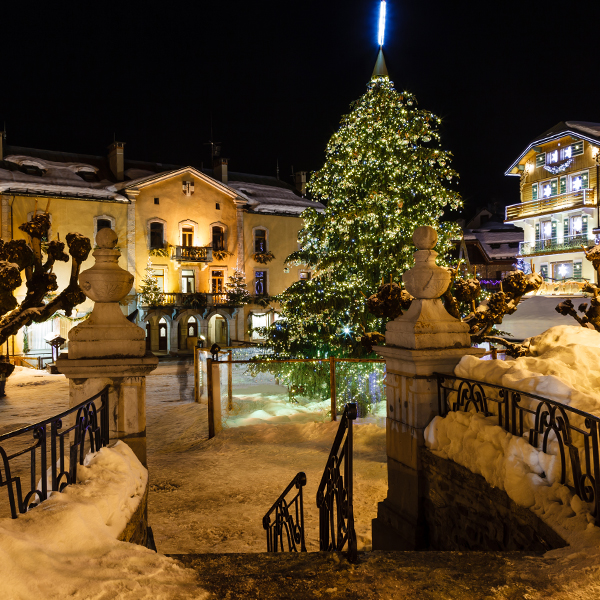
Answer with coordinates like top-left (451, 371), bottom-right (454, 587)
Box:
top-left (518, 234), bottom-right (595, 256)
top-left (505, 188), bottom-right (595, 222)
top-left (139, 292), bottom-right (230, 309)
top-left (172, 245), bottom-right (213, 262)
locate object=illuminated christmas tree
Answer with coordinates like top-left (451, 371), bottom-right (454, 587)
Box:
top-left (139, 257), bottom-right (164, 306)
top-left (263, 70), bottom-right (462, 358)
top-left (226, 269), bottom-right (251, 305)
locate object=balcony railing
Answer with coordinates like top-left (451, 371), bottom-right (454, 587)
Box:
top-left (505, 188), bottom-right (595, 221)
top-left (139, 292), bottom-right (230, 308)
top-left (172, 246), bottom-right (213, 262)
top-left (519, 234), bottom-right (596, 256)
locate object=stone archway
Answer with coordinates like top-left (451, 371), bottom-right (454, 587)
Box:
top-left (206, 310), bottom-right (234, 346)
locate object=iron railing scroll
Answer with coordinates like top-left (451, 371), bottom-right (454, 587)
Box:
top-left (436, 373), bottom-right (600, 526)
top-left (0, 386), bottom-right (110, 518)
top-left (262, 471), bottom-right (307, 553)
top-left (316, 402), bottom-right (357, 562)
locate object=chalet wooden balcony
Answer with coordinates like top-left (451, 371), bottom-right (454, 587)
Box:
top-left (518, 234), bottom-right (595, 256)
top-left (505, 188), bottom-right (595, 222)
top-left (172, 245), bottom-right (213, 262)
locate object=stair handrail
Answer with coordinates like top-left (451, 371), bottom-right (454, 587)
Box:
top-left (316, 402), bottom-right (357, 562)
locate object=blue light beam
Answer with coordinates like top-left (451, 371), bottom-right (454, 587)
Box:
top-left (378, 1), bottom-right (387, 47)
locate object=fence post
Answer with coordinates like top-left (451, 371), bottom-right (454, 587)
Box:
top-left (330, 356), bottom-right (337, 422)
top-left (194, 346), bottom-right (200, 403)
top-left (207, 358), bottom-right (222, 439)
top-left (227, 351), bottom-right (233, 411)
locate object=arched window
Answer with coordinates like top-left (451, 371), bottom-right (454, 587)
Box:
top-left (254, 228), bottom-right (267, 253)
top-left (212, 226), bottom-right (225, 251)
top-left (150, 222), bottom-right (164, 249)
top-left (187, 316), bottom-right (198, 337)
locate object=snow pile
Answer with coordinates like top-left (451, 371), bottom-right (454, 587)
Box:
top-left (425, 325), bottom-right (600, 547)
top-left (456, 325), bottom-right (600, 415)
top-left (425, 412), bottom-right (595, 544)
top-left (0, 441), bottom-right (203, 600)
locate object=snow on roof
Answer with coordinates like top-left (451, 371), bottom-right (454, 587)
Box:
top-left (228, 180), bottom-right (324, 215)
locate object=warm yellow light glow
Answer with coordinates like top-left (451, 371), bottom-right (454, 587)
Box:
top-left (592, 146), bottom-right (599, 158)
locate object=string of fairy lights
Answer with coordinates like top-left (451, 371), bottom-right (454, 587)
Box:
top-left (261, 75), bottom-right (461, 362)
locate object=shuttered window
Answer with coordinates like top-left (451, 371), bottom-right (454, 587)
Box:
top-left (571, 141), bottom-right (584, 156)
top-left (574, 261), bottom-right (582, 280)
top-left (532, 183), bottom-right (538, 201)
top-left (551, 220), bottom-right (557, 241)
top-left (540, 264), bottom-right (549, 281)
top-left (535, 222), bottom-right (540, 241)
top-left (560, 176), bottom-right (567, 195)
top-left (536, 153), bottom-right (545, 168)
top-left (583, 214), bottom-right (588, 237)
top-left (563, 218), bottom-right (569, 239)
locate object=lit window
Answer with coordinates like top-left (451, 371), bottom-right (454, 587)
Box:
top-left (152, 269), bottom-right (165, 292)
top-left (181, 269), bottom-right (195, 293)
top-left (255, 271), bottom-right (267, 295)
top-left (251, 313), bottom-right (269, 340)
top-left (541, 220), bottom-right (552, 239)
top-left (570, 216), bottom-right (583, 236)
top-left (299, 271), bottom-right (311, 280)
top-left (182, 227), bottom-right (194, 247)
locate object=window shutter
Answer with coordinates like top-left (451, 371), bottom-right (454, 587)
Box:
top-left (574, 260), bottom-right (582, 280)
top-left (582, 172), bottom-right (589, 189)
top-left (532, 183), bottom-right (538, 201)
top-left (551, 220), bottom-right (557, 241)
top-left (535, 222), bottom-right (540, 241)
top-left (550, 179), bottom-right (558, 196)
top-left (535, 153), bottom-right (545, 168)
top-left (540, 264), bottom-right (548, 280)
top-left (563, 218), bottom-right (569, 239)
top-left (560, 176), bottom-right (567, 195)
top-left (571, 141), bottom-right (584, 156)
top-left (583, 214), bottom-right (588, 237)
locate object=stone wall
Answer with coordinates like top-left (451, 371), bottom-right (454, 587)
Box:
top-left (117, 480), bottom-right (154, 549)
top-left (421, 448), bottom-right (567, 552)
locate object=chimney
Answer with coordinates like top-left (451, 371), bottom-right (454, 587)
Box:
top-left (294, 171), bottom-right (307, 196)
top-left (107, 141), bottom-right (126, 181)
top-left (213, 157), bottom-right (228, 184)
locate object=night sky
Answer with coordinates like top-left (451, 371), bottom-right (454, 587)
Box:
top-left (3, 0), bottom-right (600, 214)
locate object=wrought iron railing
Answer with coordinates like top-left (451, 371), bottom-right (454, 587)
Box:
top-left (519, 234), bottom-right (595, 256)
top-left (138, 292), bottom-right (231, 308)
top-left (262, 472), bottom-right (307, 552)
top-left (172, 245), bottom-right (213, 262)
top-left (0, 386), bottom-right (110, 518)
top-left (505, 188), bottom-right (595, 221)
top-left (436, 373), bottom-right (600, 526)
top-left (316, 402), bottom-right (357, 562)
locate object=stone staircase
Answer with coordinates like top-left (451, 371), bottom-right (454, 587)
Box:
top-left (168, 550), bottom-right (554, 599)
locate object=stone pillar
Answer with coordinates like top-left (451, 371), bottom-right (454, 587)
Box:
top-left (372, 226), bottom-right (485, 550)
top-left (56, 228), bottom-right (158, 466)
top-left (1, 195), bottom-right (11, 240)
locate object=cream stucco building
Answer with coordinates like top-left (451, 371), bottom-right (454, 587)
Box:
top-left (0, 137), bottom-right (323, 356)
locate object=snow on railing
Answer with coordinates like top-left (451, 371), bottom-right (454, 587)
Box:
top-left (0, 387), bottom-right (109, 518)
top-left (436, 373), bottom-right (600, 525)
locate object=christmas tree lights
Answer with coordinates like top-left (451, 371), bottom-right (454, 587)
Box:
top-left (139, 257), bottom-right (164, 306)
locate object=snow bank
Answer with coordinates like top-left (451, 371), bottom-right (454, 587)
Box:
top-left (424, 411), bottom-right (598, 546)
top-left (425, 325), bottom-right (600, 549)
top-left (456, 325), bottom-right (600, 415)
top-left (0, 441), bottom-right (203, 599)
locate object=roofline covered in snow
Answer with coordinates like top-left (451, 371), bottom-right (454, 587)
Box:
top-left (122, 166), bottom-right (247, 203)
top-left (505, 121), bottom-right (600, 176)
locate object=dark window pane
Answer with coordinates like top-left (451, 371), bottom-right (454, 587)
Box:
top-left (212, 226), bottom-right (224, 250)
top-left (97, 219), bottom-right (111, 232)
top-left (150, 222), bottom-right (164, 248)
top-left (254, 229), bottom-right (267, 253)
top-left (255, 271), bottom-right (267, 295)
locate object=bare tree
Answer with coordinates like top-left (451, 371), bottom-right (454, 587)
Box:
top-left (0, 209), bottom-right (91, 387)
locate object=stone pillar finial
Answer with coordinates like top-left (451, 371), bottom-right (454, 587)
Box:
top-left (67, 229), bottom-right (145, 359)
top-left (386, 225), bottom-right (470, 350)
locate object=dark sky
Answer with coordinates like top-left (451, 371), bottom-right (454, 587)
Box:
top-left (3, 0), bottom-right (600, 214)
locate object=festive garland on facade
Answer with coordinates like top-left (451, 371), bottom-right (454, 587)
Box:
top-left (212, 249), bottom-right (232, 262)
top-left (253, 251), bottom-right (275, 264)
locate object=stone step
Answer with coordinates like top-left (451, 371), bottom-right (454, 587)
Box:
top-left (169, 550), bottom-right (554, 599)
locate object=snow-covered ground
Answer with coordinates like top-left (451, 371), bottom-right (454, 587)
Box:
top-left (0, 441), bottom-right (204, 599)
top-left (0, 361), bottom-right (387, 584)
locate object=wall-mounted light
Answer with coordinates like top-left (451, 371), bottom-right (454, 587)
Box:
top-left (592, 146), bottom-right (599, 158)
